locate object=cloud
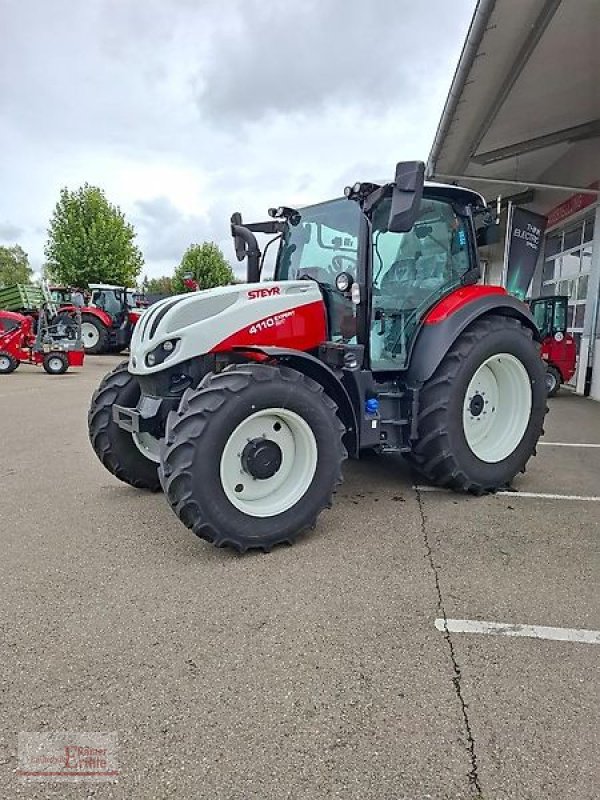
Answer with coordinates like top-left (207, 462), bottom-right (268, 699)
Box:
top-left (0, 0), bottom-right (476, 277)
top-left (0, 222), bottom-right (24, 242)
top-left (195, 0), bottom-right (469, 124)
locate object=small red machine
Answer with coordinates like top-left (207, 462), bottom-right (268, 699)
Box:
top-left (529, 295), bottom-right (576, 396)
top-left (0, 308), bottom-right (85, 375)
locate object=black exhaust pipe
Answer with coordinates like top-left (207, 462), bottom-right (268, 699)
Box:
top-left (231, 213), bottom-right (261, 284)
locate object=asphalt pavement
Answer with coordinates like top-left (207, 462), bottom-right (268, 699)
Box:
top-left (1, 356), bottom-right (599, 799)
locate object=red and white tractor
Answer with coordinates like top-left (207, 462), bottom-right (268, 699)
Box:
top-left (89, 161), bottom-right (547, 552)
top-left (529, 295), bottom-right (577, 396)
top-left (56, 284), bottom-right (145, 354)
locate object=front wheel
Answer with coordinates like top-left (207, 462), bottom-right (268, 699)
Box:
top-left (43, 352), bottom-right (69, 374)
top-left (159, 364), bottom-right (347, 552)
top-left (0, 351), bottom-right (19, 374)
top-left (545, 365), bottom-right (562, 397)
top-left (410, 315), bottom-right (546, 493)
top-left (88, 361), bottom-right (161, 490)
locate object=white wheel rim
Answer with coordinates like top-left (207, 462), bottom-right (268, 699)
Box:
top-left (81, 322), bottom-right (100, 348)
top-left (546, 371), bottom-right (557, 393)
top-left (220, 408), bottom-right (318, 518)
top-left (463, 353), bottom-right (532, 463)
top-left (48, 357), bottom-right (63, 372)
top-left (0, 356), bottom-right (11, 371)
top-left (132, 431), bottom-right (162, 463)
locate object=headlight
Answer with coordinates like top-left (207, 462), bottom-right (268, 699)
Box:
top-left (145, 339), bottom-right (179, 368)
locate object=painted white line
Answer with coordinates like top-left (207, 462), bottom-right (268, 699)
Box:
top-left (500, 490), bottom-right (600, 501)
top-left (539, 442), bottom-right (600, 448)
top-left (414, 485), bottom-right (600, 502)
top-left (435, 618), bottom-right (600, 645)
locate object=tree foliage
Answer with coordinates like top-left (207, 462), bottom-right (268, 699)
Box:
top-left (45, 184), bottom-right (143, 288)
top-left (0, 244), bottom-right (32, 287)
top-left (143, 275), bottom-right (175, 295)
top-left (173, 242), bottom-right (235, 293)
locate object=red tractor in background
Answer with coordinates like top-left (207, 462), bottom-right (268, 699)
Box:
top-left (529, 295), bottom-right (576, 396)
top-left (0, 308), bottom-right (84, 375)
top-left (53, 284), bottom-right (145, 355)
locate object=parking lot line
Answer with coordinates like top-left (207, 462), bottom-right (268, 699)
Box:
top-left (435, 619), bottom-right (600, 645)
top-left (414, 485), bottom-right (600, 502)
top-left (538, 442), bottom-right (600, 448)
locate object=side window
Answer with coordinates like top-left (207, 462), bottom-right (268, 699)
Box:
top-left (0, 317), bottom-right (18, 333)
top-left (552, 299), bottom-right (566, 333)
top-left (370, 198), bottom-right (472, 370)
top-left (532, 301), bottom-right (549, 335)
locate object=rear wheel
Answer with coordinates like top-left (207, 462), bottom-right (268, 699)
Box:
top-left (0, 351), bottom-right (19, 374)
top-left (88, 361), bottom-right (161, 490)
top-left (545, 365), bottom-right (562, 397)
top-left (410, 315), bottom-right (546, 493)
top-left (42, 352), bottom-right (69, 374)
top-left (159, 364), bottom-right (346, 552)
top-left (81, 314), bottom-right (109, 354)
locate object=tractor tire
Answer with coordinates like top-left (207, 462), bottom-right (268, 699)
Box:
top-left (0, 351), bottom-right (19, 374)
top-left (409, 315), bottom-right (546, 494)
top-left (88, 361), bottom-right (161, 491)
top-left (159, 363), bottom-right (347, 552)
top-left (81, 314), bottom-right (109, 354)
top-left (545, 365), bottom-right (562, 397)
top-left (42, 352), bottom-right (69, 374)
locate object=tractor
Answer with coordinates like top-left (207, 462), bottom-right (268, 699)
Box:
top-left (0, 307), bottom-right (84, 374)
top-left (529, 295), bottom-right (576, 396)
top-left (56, 284), bottom-right (145, 354)
top-left (89, 161), bottom-right (546, 552)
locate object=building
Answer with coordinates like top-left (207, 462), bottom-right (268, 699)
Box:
top-left (427, 0), bottom-right (600, 399)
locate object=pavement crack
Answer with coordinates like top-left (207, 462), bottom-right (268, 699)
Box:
top-left (415, 485), bottom-right (483, 799)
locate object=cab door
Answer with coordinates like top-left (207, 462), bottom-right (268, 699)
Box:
top-left (369, 196), bottom-right (474, 370)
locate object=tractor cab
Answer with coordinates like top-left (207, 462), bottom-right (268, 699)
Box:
top-left (529, 295), bottom-right (576, 395)
top-left (234, 168), bottom-right (490, 373)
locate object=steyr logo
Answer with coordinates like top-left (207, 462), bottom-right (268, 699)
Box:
top-left (247, 287), bottom-right (281, 300)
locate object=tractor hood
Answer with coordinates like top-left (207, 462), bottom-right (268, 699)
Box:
top-left (128, 281), bottom-right (326, 375)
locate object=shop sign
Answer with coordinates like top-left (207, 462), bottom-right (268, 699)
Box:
top-left (503, 206), bottom-right (548, 300)
top-left (547, 181), bottom-right (599, 228)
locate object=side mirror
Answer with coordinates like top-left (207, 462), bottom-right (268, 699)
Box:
top-left (387, 161), bottom-right (425, 233)
top-left (230, 212), bottom-right (247, 262)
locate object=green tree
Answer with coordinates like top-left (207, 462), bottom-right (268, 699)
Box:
top-left (45, 184), bottom-right (143, 288)
top-left (173, 242), bottom-right (235, 293)
top-left (0, 244), bottom-right (32, 286)
top-left (145, 275), bottom-right (175, 295)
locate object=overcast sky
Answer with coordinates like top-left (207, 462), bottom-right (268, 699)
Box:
top-left (0, 0), bottom-right (476, 279)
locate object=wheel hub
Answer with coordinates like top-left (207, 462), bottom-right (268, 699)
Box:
top-left (468, 393), bottom-right (485, 417)
top-left (242, 438), bottom-right (282, 480)
top-left (220, 408), bottom-right (319, 518)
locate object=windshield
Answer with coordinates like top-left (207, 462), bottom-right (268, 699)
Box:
top-left (276, 198), bottom-right (362, 285)
top-left (276, 198), bottom-right (363, 343)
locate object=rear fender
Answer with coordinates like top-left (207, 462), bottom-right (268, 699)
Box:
top-left (232, 346), bottom-right (359, 457)
top-left (74, 307), bottom-right (113, 328)
top-left (406, 292), bottom-right (540, 385)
